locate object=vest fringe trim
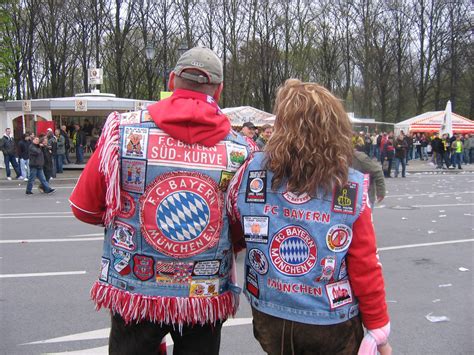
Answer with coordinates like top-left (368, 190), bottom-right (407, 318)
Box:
top-left (97, 112), bottom-right (121, 227)
top-left (90, 281), bottom-right (237, 326)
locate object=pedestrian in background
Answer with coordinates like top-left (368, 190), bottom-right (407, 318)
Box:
top-left (468, 134), bottom-right (474, 164)
top-left (353, 148), bottom-right (386, 204)
top-left (382, 137), bottom-right (395, 177)
top-left (463, 134), bottom-right (470, 164)
top-left (73, 123), bottom-right (86, 164)
top-left (18, 133), bottom-right (31, 181)
top-left (451, 134), bottom-right (463, 169)
top-left (55, 129), bottom-right (66, 173)
top-left (39, 135), bottom-right (54, 192)
top-left (47, 128), bottom-right (57, 178)
top-left (394, 133), bottom-right (408, 178)
top-left (0, 127), bottom-right (22, 180)
top-left (60, 125), bottom-right (71, 164)
top-left (256, 124), bottom-right (273, 150)
top-left (26, 136), bottom-right (55, 195)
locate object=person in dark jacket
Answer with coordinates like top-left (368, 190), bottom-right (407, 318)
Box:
top-left (47, 128), bottom-right (57, 178)
top-left (382, 138), bottom-right (395, 177)
top-left (0, 127), bottom-right (22, 180)
top-left (60, 125), bottom-right (71, 164)
top-left (18, 133), bottom-right (32, 181)
top-left (26, 136), bottom-right (54, 195)
top-left (431, 133), bottom-right (444, 168)
top-left (394, 134), bottom-right (408, 178)
top-left (39, 135), bottom-right (54, 192)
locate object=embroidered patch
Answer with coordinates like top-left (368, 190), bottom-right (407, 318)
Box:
top-left (338, 259), bottom-right (347, 280)
top-left (332, 182), bottom-right (358, 215)
top-left (270, 225), bottom-right (317, 276)
top-left (141, 110), bottom-right (153, 122)
top-left (316, 256), bottom-right (336, 282)
top-left (226, 142), bottom-right (248, 172)
top-left (117, 191), bottom-right (136, 218)
top-left (112, 248), bottom-right (132, 276)
top-left (326, 280), bottom-right (353, 309)
top-left (219, 170), bottom-right (234, 191)
top-left (120, 111), bottom-right (141, 126)
top-left (99, 257), bottom-right (110, 282)
top-left (122, 126), bottom-right (149, 159)
top-left (189, 279), bottom-right (219, 297)
top-left (326, 224), bottom-right (352, 252)
top-left (155, 261), bottom-right (193, 285)
top-left (283, 191), bottom-right (311, 205)
top-left (245, 170), bottom-right (267, 203)
top-left (192, 260), bottom-right (221, 276)
top-left (111, 221), bottom-right (136, 251)
top-left (248, 249), bottom-right (269, 275)
top-left (140, 172), bottom-right (223, 258)
top-left (243, 216), bottom-right (269, 243)
top-left (121, 158), bottom-right (147, 194)
top-left (133, 254), bottom-right (155, 281)
top-left (267, 278), bottom-right (322, 297)
top-left (246, 265), bottom-right (259, 298)
top-left (147, 129), bottom-right (228, 170)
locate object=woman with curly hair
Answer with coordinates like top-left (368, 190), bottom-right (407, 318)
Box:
top-left (227, 79), bottom-right (391, 355)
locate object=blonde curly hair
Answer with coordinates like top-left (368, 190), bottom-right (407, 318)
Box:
top-left (265, 79), bottom-right (353, 196)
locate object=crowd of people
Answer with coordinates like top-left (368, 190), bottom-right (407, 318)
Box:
top-left (0, 122), bottom-right (102, 195)
top-left (352, 130), bottom-right (473, 178)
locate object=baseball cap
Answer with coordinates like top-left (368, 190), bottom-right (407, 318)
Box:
top-left (242, 122), bottom-right (256, 129)
top-left (174, 47), bottom-right (223, 84)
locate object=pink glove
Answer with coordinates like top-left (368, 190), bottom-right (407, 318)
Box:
top-left (358, 322), bottom-right (390, 355)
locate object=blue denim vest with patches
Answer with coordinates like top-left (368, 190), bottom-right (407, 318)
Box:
top-left (235, 153), bottom-right (365, 325)
top-left (95, 109), bottom-right (250, 324)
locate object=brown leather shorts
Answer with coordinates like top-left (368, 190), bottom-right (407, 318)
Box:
top-left (252, 307), bottom-right (363, 355)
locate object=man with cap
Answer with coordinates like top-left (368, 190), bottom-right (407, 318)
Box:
top-left (239, 122), bottom-right (259, 152)
top-left (69, 47), bottom-right (251, 354)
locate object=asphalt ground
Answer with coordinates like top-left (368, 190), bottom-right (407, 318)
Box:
top-left (0, 171), bottom-right (473, 354)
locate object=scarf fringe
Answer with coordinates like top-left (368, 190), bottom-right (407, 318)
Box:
top-left (90, 282), bottom-right (237, 326)
top-left (97, 111), bottom-right (121, 227)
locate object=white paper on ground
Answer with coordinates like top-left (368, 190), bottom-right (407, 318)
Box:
top-left (425, 313), bottom-right (450, 323)
top-left (438, 283), bottom-right (452, 288)
top-left (458, 267), bottom-right (469, 272)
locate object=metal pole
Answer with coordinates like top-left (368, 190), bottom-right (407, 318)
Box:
top-left (22, 113), bottom-right (26, 134)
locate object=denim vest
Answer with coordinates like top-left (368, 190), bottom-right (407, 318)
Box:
top-left (235, 153), bottom-right (366, 325)
top-left (95, 109), bottom-right (250, 325)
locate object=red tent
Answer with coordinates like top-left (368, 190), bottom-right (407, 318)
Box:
top-left (396, 111), bottom-right (474, 134)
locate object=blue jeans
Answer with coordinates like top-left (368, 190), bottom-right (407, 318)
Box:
top-left (26, 167), bottom-right (53, 193)
top-left (454, 153), bottom-right (462, 168)
top-left (3, 153), bottom-right (21, 178)
top-left (76, 145), bottom-right (84, 163)
top-left (394, 157), bottom-right (406, 177)
top-left (373, 145), bottom-right (380, 160)
top-left (20, 158), bottom-right (29, 178)
top-left (56, 154), bottom-right (65, 173)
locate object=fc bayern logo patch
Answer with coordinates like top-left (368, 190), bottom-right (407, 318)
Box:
top-left (140, 171), bottom-right (223, 258)
top-left (326, 224), bottom-right (352, 252)
top-left (248, 248), bottom-right (269, 275)
top-left (270, 225), bottom-right (317, 276)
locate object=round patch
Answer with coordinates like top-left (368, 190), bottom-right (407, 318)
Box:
top-left (326, 224), bottom-right (352, 252)
top-left (270, 225), bottom-right (317, 276)
top-left (249, 178), bottom-right (264, 193)
top-left (248, 249), bottom-right (269, 275)
top-left (117, 191), bottom-right (136, 218)
top-left (140, 172), bottom-right (223, 258)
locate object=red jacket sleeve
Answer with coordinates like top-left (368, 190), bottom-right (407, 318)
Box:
top-left (69, 148), bottom-right (106, 225)
top-left (347, 206), bottom-right (389, 330)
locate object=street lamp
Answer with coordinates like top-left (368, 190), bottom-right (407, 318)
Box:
top-left (144, 45), bottom-right (156, 100)
top-left (145, 45), bottom-right (155, 61)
